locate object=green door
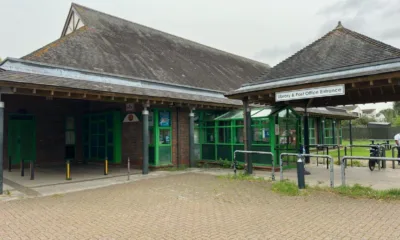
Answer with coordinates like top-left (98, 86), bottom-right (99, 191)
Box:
top-left (8, 115), bottom-right (36, 164)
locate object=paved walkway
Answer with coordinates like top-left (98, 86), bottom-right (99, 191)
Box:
top-left (1, 173), bottom-right (400, 239)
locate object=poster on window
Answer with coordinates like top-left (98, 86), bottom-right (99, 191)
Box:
top-left (262, 128), bottom-right (269, 138)
top-left (159, 111), bottom-right (170, 127)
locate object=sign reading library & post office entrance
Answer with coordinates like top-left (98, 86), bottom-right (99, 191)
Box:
top-left (275, 84), bottom-right (345, 102)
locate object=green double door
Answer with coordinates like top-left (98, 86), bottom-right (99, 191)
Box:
top-left (8, 115), bottom-right (36, 164)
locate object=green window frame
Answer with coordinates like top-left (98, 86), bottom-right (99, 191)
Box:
top-left (149, 109), bottom-right (172, 166)
top-left (324, 119), bottom-right (333, 144)
top-left (251, 119), bottom-right (270, 145)
top-left (83, 111), bottom-right (122, 163)
top-left (301, 117), bottom-right (316, 145)
top-left (217, 120), bottom-right (232, 144)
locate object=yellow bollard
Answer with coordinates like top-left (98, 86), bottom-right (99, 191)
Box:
top-left (104, 158), bottom-right (108, 175)
top-left (66, 160), bottom-right (71, 180)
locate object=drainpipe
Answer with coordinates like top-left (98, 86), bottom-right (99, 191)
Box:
top-left (142, 102), bottom-right (149, 175)
top-left (176, 107), bottom-right (180, 168)
top-left (189, 107), bottom-right (195, 168)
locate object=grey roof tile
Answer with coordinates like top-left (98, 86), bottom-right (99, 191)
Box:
top-left (256, 22), bottom-right (400, 83)
top-left (0, 70), bottom-right (242, 106)
top-left (23, 3), bottom-right (269, 92)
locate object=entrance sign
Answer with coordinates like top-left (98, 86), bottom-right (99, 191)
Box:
top-left (275, 84), bottom-right (345, 102)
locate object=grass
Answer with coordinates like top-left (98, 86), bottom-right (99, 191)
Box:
top-left (217, 172), bottom-right (266, 182)
top-left (271, 180), bottom-right (400, 200)
top-left (271, 180), bottom-right (309, 196)
top-left (311, 139), bottom-right (394, 164)
top-left (321, 184), bottom-right (400, 200)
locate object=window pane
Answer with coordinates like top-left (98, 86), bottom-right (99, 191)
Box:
top-left (159, 111), bottom-right (171, 127)
top-left (66, 117), bottom-right (74, 130)
top-left (235, 127), bottom-right (244, 144)
top-left (218, 121), bottom-right (230, 127)
top-left (204, 128), bottom-right (215, 143)
top-left (107, 130), bottom-right (113, 144)
top-left (218, 128), bottom-right (231, 143)
top-left (149, 128), bottom-right (154, 145)
top-left (205, 122), bottom-right (215, 127)
top-left (194, 129), bottom-right (200, 144)
top-left (252, 127), bottom-right (270, 144)
top-left (159, 129), bottom-right (171, 145)
top-left (66, 131), bottom-right (75, 145)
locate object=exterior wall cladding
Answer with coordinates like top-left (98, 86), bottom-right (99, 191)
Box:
top-left (2, 94), bottom-right (190, 168)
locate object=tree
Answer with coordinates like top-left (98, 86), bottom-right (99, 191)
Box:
top-left (394, 102), bottom-right (400, 115)
top-left (342, 115), bottom-right (377, 127)
top-left (380, 108), bottom-right (396, 123)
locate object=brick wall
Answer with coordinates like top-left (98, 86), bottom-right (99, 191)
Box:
top-left (172, 108), bottom-right (190, 166)
top-left (3, 95), bottom-right (86, 167)
top-left (1, 95), bottom-right (191, 169)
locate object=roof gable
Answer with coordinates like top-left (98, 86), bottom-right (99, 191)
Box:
top-left (23, 3), bottom-right (269, 92)
top-left (61, 5), bottom-right (85, 37)
top-left (256, 22), bottom-right (400, 82)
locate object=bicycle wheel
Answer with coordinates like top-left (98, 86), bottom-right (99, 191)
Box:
top-left (369, 160), bottom-right (376, 171)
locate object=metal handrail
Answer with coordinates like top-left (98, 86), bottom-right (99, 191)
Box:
top-left (233, 150), bottom-right (275, 181)
top-left (307, 144), bottom-right (341, 169)
top-left (391, 146), bottom-right (400, 169)
top-left (344, 144), bottom-right (387, 167)
top-left (340, 156), bottom-right (400, 186)
top-left (280, 153), bottom-right (334, 188)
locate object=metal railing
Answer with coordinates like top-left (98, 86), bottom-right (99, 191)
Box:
top-left (344, 144), bottom-right (386, 167)
top-left (391, 146), bottom-right (400, 169)
top-left (308, 144), bottom-right (341, 169)
top-left (369, 139), bottom-right (392, 150)
top-left (280, 153), bottom-right (334, 188)
top-left (233, 150), bottom-right (275, 181)
top-left (340, 156), bottom-right (400, 186)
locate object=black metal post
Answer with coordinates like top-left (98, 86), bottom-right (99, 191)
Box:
top-left (321, 119), bottom-right (325, 145)
top-left (142, 106), bottom-right (149, 175)
top-left (21, 159), bottom-right (24, 177)
top-left (8, 156), bottom-right (11, 172)
top-left (297, 156), bottom-right (306, 189)
top-left (30, 159), bottom-right (34, 180)
top-left (326, 147), bottom-right (329, 169)
top-left (349, 120), bottom-right (353, 156)
top-left (304, 109), bottom-right (310, 164)
top-left (189, 109), bottom-right (195, 168)
top-left (243, 99), bottom-right (252, 174)
top-left (0, 102), bottom-right (4, 194)
top-left (332, 120), bottom-right (336, 146)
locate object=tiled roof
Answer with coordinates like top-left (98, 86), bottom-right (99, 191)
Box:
top-left (256, 22), bottom-right (400, 82)
top-left (362, 109), bottom-right (376, 114)
top-left (23, 3), bottom-right (269, 92)
top-left (0, 70), bottom-right (242, 106)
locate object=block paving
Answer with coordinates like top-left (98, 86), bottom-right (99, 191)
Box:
top-left (1, 173), bottom-right (400, 239)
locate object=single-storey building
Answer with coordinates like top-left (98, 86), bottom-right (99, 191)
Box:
top-left (0, 3), bottom-right (356, 189)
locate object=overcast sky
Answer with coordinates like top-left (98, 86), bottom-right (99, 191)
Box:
top-left (1, 0), bottom-right (399, 111)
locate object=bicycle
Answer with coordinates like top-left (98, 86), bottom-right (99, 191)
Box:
top-left (369, 144), bottom-right (383, 171)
